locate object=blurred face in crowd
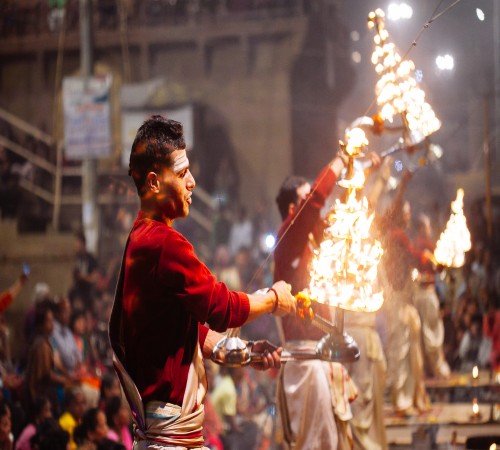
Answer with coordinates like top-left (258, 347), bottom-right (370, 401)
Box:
top-left (38, 400), bottom-right (53, 423)
top-left (72, 315), bottom-right (87, 337)
top-left (43, 310), bottom-right (55, 336)
top-left (58, 298), bottom-right (71, 326)
top-left (89, 411), bottom-right (109, 443)
top-left (69, 391), bottom-right (87, 421)
top-left (0, 406), bottom-right (11, 443)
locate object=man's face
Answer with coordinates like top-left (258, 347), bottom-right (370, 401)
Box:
top-left (296, 182), bottom-right (311, 203)
top-left (155, 150), bottom-right (195, 220)
top-left (289, 182), bottom-right (311, 216)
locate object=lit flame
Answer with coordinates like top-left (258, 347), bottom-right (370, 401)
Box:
top-left (367, 9), bottom-right (441, 137)
top-left (472, 365), bottom-right (479, 379)
top-left (305, 132), bottom-right (384, 312)
top-left (472, 398), bottom-right (479, 416)
top-left (434, 189), bottom-right (471, 268)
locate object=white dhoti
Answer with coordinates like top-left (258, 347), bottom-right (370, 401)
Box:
top-left (381, 276), bottom-right (430, 414)
top-left (345, 312), bottom-right (387, 450)
top-left (277, 341), bottom-right (358, 450)
top-left (413, 283), bottom-right (450, 379)
top-left (114, 342), bottom-right (208, 450)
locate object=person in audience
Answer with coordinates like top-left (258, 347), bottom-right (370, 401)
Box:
top-left (29, 418), bottom-right (69, 450)
top-left (69, 232), bottom-right (99, 311)
top-left (74, 408), bottom-right (123, 450)
top-left (25, 301), bottom-right (71, 412)
top-left (104, 397), bottom-right (132, 450)
top-left (58, 388), bottom-right (86, 450)
top-left (458, 315), bottom-right (491, 371)
top-left (51, 298), bottom-right (81, 376)
top-left (0, 400), bottom-right (12, 450)
top-left (15, 397), bottom-right (52, 450)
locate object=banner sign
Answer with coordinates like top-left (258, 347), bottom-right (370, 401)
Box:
top-left (63, 75), bottom-right (112, 160)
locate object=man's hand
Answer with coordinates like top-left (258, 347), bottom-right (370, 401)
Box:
top-left (249, 340), bottom-right (282, 371)
top-left (271, 281), bottom-right (296, 316)
top-left (368, 151), bottom-right (382, 168)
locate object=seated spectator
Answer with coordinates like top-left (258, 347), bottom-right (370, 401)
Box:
top-left (0, 400), bottom-right (12, 450)
top-left (51, 298), bottom-right (81, 375)
top-left (74, 408), bottom-right (123, 450)
top-left (211, 367), bottom-right (238, 448)
top-left (104, 397), bottom-right (132, 450)
top-left (58, 388), bottom-right (86, 450)
top-left (24, 283), bottom-right (51, 345)
top-left (25, 301), bottom-right (71, 412)
top-left (70, 311), bottom-right (100, 408)
top-left (212, 245), bottom-right (241, 290)
top-left (98, 374), bottom-right (121, 411)
top-left (458, 315), bottom-right (491, 371)
top-left (29, 419), bottom-right (69, 450)
top-left (15, 397), bottom-right (52, 450)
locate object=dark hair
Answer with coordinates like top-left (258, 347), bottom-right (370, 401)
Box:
top-left (64, 387), bottom-right (84, 409)
top-left (74, 408), bottom-right (101, 445)
top-left (0, 400), bottom-right (9, 419)
top-left (70, 310), bottom-right (86, 333)
top-left (276, 176), bottom-right (308, 220)
top-left (104, 396), bottom-right (122, 428)
top-left (33, 300), bottom-right (54, 333)
top-left (30, 419), bottom-right (69, 450)
top-left (128, 115), bottom-right (186, 195)
top-left (100, 372), bottom-right (118, 400)
top-left (30, 396), bottom-right (51, 422)
top-left (75, 230), bottom-right (86, 246)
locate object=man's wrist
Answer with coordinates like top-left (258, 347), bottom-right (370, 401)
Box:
top-left (267, 288), bottom-right (279, 314)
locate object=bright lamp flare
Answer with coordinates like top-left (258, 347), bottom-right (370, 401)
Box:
top-left (434, 189), bottom-right (471, 268)
top-left (367, 9), bottom-right (441, 137)
top-left (306, 133), bottom-right (384, 313)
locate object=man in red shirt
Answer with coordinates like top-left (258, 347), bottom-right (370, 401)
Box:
top-left (109, 115), bottom-right (296, 449)
top-left (274, 153), bottom-right (358, 450)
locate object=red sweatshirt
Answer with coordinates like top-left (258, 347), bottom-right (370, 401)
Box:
top-left (274, 163), bottom-right (338, 341)
top-left (113, 212), bottom-right (250, 406)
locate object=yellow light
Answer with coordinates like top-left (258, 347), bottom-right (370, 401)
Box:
top-left (434, 189), bottom-right (472, 268)
top-left (472, 398), bottom-right (479, 416)
top-left (472, 366), bottom-right (479, 379)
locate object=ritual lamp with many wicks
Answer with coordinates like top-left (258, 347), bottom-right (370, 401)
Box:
top-left (367, 8), bottom-right (441, 138)
top-left (434, 189), bottom-right (471, 268)
top-left (296, 127), bottom-right (385, 363)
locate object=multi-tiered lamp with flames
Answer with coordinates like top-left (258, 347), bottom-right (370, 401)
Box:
top-left (433, 188), bottom-right (472, 307)
top-left (434, 189), bottom-right (471, 269)
top-left (367, 8), bottom-right (441, 140)
top-left (297, 127), bottom-right (385, 362)
top-left (211, 129), bottom-right (385, 367)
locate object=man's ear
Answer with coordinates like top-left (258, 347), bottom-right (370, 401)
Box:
top-left (145, 172), bottom-right (160, 194)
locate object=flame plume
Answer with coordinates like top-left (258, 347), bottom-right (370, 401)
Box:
top-left (367, 9), bottom-right (441, 137)
top-left (434, 189), bottom-right (471, 268)
top-left (305, 129), bottom-right (384, 312)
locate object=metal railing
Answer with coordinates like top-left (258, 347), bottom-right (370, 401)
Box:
top-left (0, 106), bottom-right (214, 233)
